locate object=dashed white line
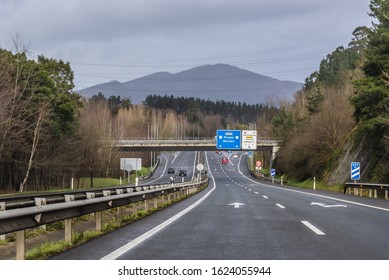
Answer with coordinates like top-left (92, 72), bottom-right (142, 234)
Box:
top-left (254, 192), bottom-right (259, 194)
top-left (276, 203), bottom-right (285, 209)
top-left (301, 221), bottom-right (326, 235)
top-left (262, 195), bottom-right (269, 199)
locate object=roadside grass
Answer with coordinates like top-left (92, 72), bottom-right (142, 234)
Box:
top-left (285, 177), bottom-right (344, 192)
top-left (0, 167), bottom-right (152, 197)
top-left (77, 177), bottom-right (122, 188)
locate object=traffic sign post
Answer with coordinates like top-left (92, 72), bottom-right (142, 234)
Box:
top-left (270, 169), bottom-right (276, 183)
top-left (270, 169), bottom-right (276, 177)
top-left (216, 130), bottom-right (241, 150)
top-left (351, 162), bottom-right (360, 181)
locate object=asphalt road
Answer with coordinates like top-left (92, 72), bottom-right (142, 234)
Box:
top-left (50, 151), bottom-right (389, 260)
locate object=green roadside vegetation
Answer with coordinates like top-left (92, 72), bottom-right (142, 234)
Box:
top-left (248, 157), bottom-right (344, 193)
top-left (284, 177), bottom-right (344, 192)
top-left (0, 167), bottom-right (152, 197)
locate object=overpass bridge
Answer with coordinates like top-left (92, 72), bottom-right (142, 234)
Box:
top-left (113, 138), bottom-right (281, 168)
top-left (113, 139), bottom-right (280, 152)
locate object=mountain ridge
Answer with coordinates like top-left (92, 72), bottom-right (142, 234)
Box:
top-left (78, 64), bottom-right (302, 105)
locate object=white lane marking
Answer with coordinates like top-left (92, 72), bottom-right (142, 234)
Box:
top-left (263, 195), bottom-right (269, 199)
top-left (301, 221), bottom-right (326, 235)
top-left (171, 152), bottom-right (180, 163)
top-left (229, 202), bottom-right (245, 209)
top-left (254, 192), bottom-right (259, 194)
top-left (311, 202), bottom-right (347, 208)
top-left (147, 153), bottom-right (169, 184)
top-left (237, 155), bottom-right (389, 213)
top-left (276, 203), bottom-right (285, 209)
top-left (101, 151), bottom-right (217, 260)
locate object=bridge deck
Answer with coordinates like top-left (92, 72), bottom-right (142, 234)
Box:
top-left (113, 139), bottom-right (279, 151)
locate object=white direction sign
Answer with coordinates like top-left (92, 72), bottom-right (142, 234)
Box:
top-left (242, 130), bottom-right (257, 150)
top-left (120, 158), bottom-right (142, 172)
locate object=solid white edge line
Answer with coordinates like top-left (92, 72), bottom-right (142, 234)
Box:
top-left (147, 153), bottom-right (169, 184)
top-left (301, 221), bottom-right (326, 235)
top-left (101, 151), bottom-right (217, 260)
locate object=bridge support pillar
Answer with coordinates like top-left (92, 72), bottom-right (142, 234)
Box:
top-left (270, 146), bottom-right (280, 169)
top-left (16, 230), bottom-right (25, 260)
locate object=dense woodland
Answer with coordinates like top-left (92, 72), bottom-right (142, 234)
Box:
top-left (272, 0), bottom-right (389, 183)
top-left (0, 0), bottom-right (388, 192)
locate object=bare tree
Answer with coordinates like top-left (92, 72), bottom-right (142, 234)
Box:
top-left (19, 104), bottom-right (50, 192)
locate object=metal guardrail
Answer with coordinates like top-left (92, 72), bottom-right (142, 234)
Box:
top-left (344, 182), bottom-right (389, 196)
top-left (0, 179), bottom-right (208, 236)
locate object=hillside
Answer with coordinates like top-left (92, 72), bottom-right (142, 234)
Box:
top-left (78, 64), bottom-right (302, 105)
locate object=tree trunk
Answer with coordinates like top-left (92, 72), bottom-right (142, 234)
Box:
top-left (19, 109), bottom-right (45, 192)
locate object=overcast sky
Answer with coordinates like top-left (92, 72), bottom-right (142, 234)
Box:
top-left (0, 0), bottom-right (373, 90)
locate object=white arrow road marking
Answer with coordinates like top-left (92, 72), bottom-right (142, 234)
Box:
top-left (311, 202), bottom-right (347, 208)
top-left (301, 221), bottom-right (326, 235)
top-left (228, 202), bottom-right (245, 209)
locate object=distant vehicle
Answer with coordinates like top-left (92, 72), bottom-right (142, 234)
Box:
top-left (178, 169), bottom-right (187, 176)
top-left (167, 168), bottom-right (175, 174)
top-left (221, 157), bottom-right (228, 164)
top-left (232, 154), bottom-right (238, 158)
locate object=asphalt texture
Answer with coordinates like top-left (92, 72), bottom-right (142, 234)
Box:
top-left (49, 151), bottom-right (389, 260)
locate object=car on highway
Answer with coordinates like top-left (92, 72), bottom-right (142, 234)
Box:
top-left (178, 169), bottom-right (187, 176)
top-left (167, 168), bottom-right (175, 174)
top-left (221, 157), bottom-right (228, 164)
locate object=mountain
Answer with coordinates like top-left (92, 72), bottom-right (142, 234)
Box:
top-left (78, 64), bottom-right (302, 105)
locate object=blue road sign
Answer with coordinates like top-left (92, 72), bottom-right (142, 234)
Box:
top-left (216, 130), bottom-right (241, 150)
top-left (247, 151), bottom-right (253, 157)
top-left (270, 169), bottom-right (276, 177)
top-left (351, 162), bottom-right (360, 181)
